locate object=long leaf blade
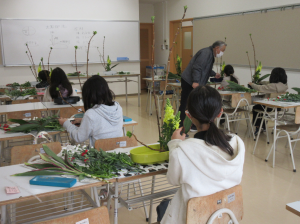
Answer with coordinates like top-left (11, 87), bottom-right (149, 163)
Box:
top-left (8, 119), bottom-right (29, 125)
top-left (42, 145), bottom-right (67, 166)
top-left (24, 163), bottom-right (58, 169)
top-left (40, 153), bottom-right (66, 168)
top-left (12, 170), bottom-right (67, 176)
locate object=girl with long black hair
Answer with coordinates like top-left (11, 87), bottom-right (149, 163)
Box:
top-left (158, 85), bottom-right (245, 224)
top-left (58, 75), bottom-right (123, 147)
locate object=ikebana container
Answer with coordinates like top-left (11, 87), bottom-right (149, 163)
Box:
top-left (210, 77), bottom-right (223, 83)
top-left (104, 71), bottom-right (117, 76)
top-left (130, 144), bottom-right (169, 165)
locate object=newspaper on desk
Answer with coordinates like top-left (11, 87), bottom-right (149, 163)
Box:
top-left (23, 144), bottom-right (168, 183)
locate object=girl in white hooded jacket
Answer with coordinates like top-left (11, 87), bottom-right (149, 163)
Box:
top-left (159, 85), bottom-right (245, 224)
top-left (59, 75), bottom-right (123, 147)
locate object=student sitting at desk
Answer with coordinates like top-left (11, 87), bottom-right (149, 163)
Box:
top-left (249, 67), bottom-right (288, 135)
top-left (43, 67), bottom-right (77, 102)
top-left (58, 75), bottom-right (123, 147)
top-left (157, 86), bottom-right (245, 224)
top-left (36, 70), bottom-right (50, 88)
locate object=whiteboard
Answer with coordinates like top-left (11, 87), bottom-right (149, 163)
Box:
top-left (0, 19), bottom-right (140, 66)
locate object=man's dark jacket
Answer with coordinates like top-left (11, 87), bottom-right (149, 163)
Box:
top-left (181, 46), bottom-right (216, 86)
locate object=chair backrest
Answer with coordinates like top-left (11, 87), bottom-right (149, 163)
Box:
top-left (12, 99), bottom-right (40, 104)
top-left (60, 107), bottom-right (84, 118)
top-left (7, 110), bottom-right (42, 124)
top-left (231, 93), bottom-right (251, 107)
top-left (269, 92), bottom-right (286, 98)
top-left (295, 106), bottom-right (300, 124)
top-left (94, 136), bottom-right (138, 151)
top-left (33, 206), bottom-right (110, 224)
top-left (186, 185), bottom-right (243, 224)
top-left (11, 142), bottom-right (61, 165)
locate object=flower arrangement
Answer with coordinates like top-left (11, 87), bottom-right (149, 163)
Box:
top-left (158, 99), bottom-right (181, 151)
top-left (86, 31), bottom-right (97, 78)
top-left (246, 34), bottom-right (270, 84)
top-left (12, 145), bottom-right (144, 182)
top-left (105, 55), bottom-right (119, 71)
top-left (225, 81), bottom-right (257, 93)
top-left (220, 61), bottom-right (226, 77)
top-left (175, 55), bottom-right (182, 76)
top-left (97, 37), bottom-right (119, 72)
top-left (271, 88), bottom-right (300, 102)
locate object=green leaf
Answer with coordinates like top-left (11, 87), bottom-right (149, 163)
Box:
top-left (126, 131), bottom-right (132, 138)
top-left (12, 170), bottom-right (66, 176)
top-left (8, 119), bottom-right (29, 125)
top-left (183, 117), bottom-right (192, 134)
top-left (256, 74), bottom-right (270, 83)
top-left (42, 145), bottom-right (68, 166)
top-left (24, 163), bottom-right (57, 169)
top-left (78, 175), bottom-right (85, 181)
top-left (40, 153), bottom-right (66, 168)
top-left (7, 124), bottom-right (41, 133)
top-left (292, 87), bottom-right (300, 94)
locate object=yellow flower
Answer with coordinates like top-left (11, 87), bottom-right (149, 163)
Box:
top-left (256, 61), bottom-right (262, 72)
top-left (221, 61), bottom-right (226, 71)
top-left (38, 62), bottom-right (42, 73)
top-left (163, 98), bottom-right (174, 124)
top-left (173, 111), bottom-right (181, 129)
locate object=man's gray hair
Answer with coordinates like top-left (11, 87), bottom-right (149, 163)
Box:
top-left (212, 41), bottom-right (227, 48)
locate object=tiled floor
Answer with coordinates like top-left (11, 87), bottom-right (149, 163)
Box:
top-left (111, 93), bottom-right (300, 223)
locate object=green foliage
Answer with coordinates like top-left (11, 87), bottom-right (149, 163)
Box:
top-left (225, 81), bottom-right (257, 93)
top-left (183, 116), bottom-right (192, 134)
top-left (256, 74), bottom-right (270, 84)
top-left (168, 72), bottom-right (181, 80)
top-left (70, 147), bottom-right (144, 179)
top-left (292, 87), bottom-right (300, 94)
top-left (126, 131), bottom-right (133, 138)
top-left (151, 16), bottom-right (155, 23)
top-left (158, 99), bottom-right (181, 151)
top-left (5, 88), bottom-right (37, 99)
top-left (20, 81), bottom-right (31, 88)
top-left (220, 61), bottom-right (226, 77)
top-left (105, 55), bottom-right (119, 71)
top-left (175, 55), bottom-right (182, 76)
top-left (275, 92), bottom-right (300, 102)
top-left (67, 72), bottom-right (85, 77)
top-left (7, 115), bottom-right (63, 133)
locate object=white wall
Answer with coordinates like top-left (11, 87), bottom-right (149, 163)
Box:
top-left (0, 0), bottom-right (140, 94)
top-left (139, 3), bottom-right (154, 23)
top-left (154, 0), bottom-right (300, 91)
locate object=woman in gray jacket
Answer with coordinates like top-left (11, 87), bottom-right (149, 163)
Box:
top-left (59, 75), bottom-right (123, 147)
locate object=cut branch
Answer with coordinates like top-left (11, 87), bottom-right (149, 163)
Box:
top-left (246, 51), bottom-right (253, 82)
top-left (150, 19), bottom-right (162, 148)
top-left (249, 34), bottom-right (257, 71)
top-left (131, 133), bottom-right (162, 152)
top-left (48, 47), bottom-right (53, 71)
top-left (161, 6), bottom-right (187, 122)
top-left (86, 31), bottom-right (97, 78)
top-left (25, 45), bottom-right (38, 81)
top-left (74, 46), bottom-right (82, 89)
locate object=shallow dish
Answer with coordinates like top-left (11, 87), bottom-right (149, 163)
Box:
top-left (130, 144), bottom-right (169, 165)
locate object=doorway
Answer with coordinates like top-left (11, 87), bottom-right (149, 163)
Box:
top-left (140, 23), bottom-right (154, 90)
top-left (169, 19), bottom-right (193, 74)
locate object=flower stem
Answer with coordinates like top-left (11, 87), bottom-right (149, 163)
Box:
top-left (131, 133), bottom-right (164, 152)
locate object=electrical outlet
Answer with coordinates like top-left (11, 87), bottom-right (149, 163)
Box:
top-left (165, 45), bottom-right (168, 50)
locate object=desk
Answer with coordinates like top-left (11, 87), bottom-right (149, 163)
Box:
top-left (0, 102), bottom-right (47, 116)
top-left (69, 74), bottom-right (141, 107)
top-left (253, 100), bottom-right (300, 169)
top-left (286, 201), bottom-right (300, 217)
top-left (0, 145), bottom-right (174, 224)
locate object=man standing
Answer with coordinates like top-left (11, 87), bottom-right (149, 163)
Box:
top-left (179, 40), bottom-right (227, 130)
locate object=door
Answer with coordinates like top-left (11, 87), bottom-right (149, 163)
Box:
top-left (140, 23), bottom-right (154, 90)
top-left (181, 26), bottom-right (193, 72)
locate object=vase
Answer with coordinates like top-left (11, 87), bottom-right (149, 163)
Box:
top-left (104, 71), bottom-right (117, 76)
top-left (130, 144), bottom-right (169, 164)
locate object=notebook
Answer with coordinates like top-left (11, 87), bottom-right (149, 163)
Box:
top-left (29, 176), bottom-right (77, 188)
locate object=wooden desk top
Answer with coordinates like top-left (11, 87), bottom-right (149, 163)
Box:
top-left (253, 100), bottom-right (300, 109)
top-left (0, 102), bottom-right (47, 115)
top-left (143, 78), bottom-right (175, 82)
top-left (286, 201), bottom-right (300, 217)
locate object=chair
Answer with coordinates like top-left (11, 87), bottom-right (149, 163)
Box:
top-left (95, 136), bottom-right (138, 151)
top-left (60, 107), bottom-right (84, 118)
top-left (7, 110), bottom-right (42, 124)
top-left (93, 137), bottom-right (149, 221)
top-left (218, 93), bottom-right (255, 140)
top-left (10, 142), bottom-right (61, 165)
top-left (186, 185), bottom-right (243, 224)
top-left (265, 106), bottom-right (300, 172)
top-left (33, 206), bottom-right (110, 224)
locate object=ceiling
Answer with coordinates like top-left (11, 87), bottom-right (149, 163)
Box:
top-left (139, 0), bottom-right (167, 4)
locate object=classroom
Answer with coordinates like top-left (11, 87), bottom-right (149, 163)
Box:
top-left (0, 0), bottom-right (300, 223)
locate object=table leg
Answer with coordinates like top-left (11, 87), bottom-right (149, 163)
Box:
top-left (148, 176), bottom-right (156, 224)
top-left (138, 75), bottom-right (140, 107)
top-left (1, 205), bottom-right (6, 224)
top-left (253, 108), bottom-right (267, 154)
top-left (125, 77), bottom-right (128, 103)
top-left (273, 108), bottom-right (278, 168)
top-left (114, 182), bottom-right (119, 224)
top-left (0, 140), bottom-right (2, 167)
